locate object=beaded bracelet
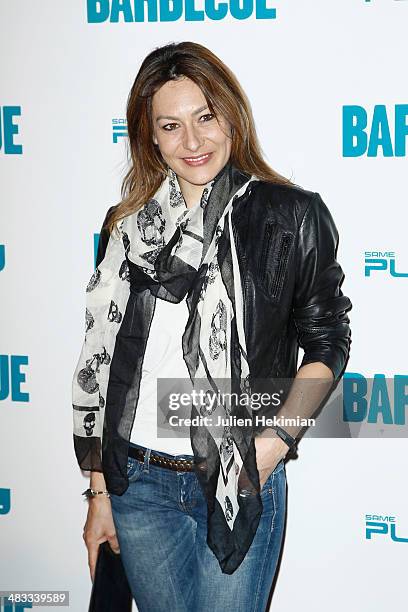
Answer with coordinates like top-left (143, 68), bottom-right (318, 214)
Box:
top-left (82, 488), bottom-right (110, 499)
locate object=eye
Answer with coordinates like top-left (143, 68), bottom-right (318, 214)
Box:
top-left (200, 113), bottom-right (215, 122)
top-left (162, 123), bottom-right (178, 131)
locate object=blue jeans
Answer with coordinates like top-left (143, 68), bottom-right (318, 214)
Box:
top-left (110, 442), bottom-right (287, 612)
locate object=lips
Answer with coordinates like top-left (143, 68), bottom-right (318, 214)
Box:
top-left (182, 152), bottom-right (213, 166)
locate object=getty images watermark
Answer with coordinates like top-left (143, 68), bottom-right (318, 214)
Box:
top-left (155, 377), bottom-right (334, 439)
top-left (166, 388), bottom-right (315, 429)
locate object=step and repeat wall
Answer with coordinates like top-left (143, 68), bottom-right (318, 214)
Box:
top-left (1, 1), bottom-right (407, 610)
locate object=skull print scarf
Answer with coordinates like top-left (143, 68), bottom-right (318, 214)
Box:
top-left (73, 160), bottom-right (265, 574)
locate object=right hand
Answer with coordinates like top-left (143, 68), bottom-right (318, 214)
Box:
top-left (83, 496), bottom-right (120, 583)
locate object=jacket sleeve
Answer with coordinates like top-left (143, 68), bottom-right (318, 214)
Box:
top-left (72, 205), bottom-right (116, 473)
top-left (292, 192), bottom-right (352, 381)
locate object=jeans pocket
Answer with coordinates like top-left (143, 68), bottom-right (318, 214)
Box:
top-left (126, 456), bottom-right (144, 483)
top-left (260, 460), bottom-right (285, 498)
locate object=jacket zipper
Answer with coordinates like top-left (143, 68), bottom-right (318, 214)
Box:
top-left (259, 222), bottom-right (274, 278)
top-left (270, 233), bottom-right (292, 299)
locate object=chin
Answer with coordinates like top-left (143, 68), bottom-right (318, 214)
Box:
top-left (177, 159), bottom-right (226, 185)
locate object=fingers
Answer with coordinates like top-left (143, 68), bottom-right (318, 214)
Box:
top-left (82, 501), bottom-right (118, 581)
top-left (88, 542), bottom-right (100, 584)
top-left (258, 467), bottom-right (272, 490)
top-left (107, 534), bottom-right (120, 555)
top-left (258, 473), bottom-right (267, 489)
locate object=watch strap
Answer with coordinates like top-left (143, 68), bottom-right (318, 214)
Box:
top-left (271, 425), bottom-right (298, 451)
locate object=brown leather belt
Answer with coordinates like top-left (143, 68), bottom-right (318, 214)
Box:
top-left (128, 446), bottom-right (195, 472)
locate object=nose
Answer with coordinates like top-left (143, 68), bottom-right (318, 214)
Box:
top-left (182, 123), bottom-right (203, 152)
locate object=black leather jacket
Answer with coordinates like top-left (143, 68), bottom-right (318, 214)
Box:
top-left (229, 177), bottom-right (352, 386)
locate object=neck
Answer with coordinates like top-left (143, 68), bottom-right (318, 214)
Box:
top-left (177, 175), bottom-right (207, 209)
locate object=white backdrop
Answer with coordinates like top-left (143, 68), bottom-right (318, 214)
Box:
top-left (1, 1), bottom-right (407, 610)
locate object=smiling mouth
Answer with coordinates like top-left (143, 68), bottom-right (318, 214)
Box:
top-left (183, 153), bottom-right (213, 162)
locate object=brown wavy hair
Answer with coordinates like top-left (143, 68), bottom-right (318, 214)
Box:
top-left (106, 41), bottom-right (292, 237)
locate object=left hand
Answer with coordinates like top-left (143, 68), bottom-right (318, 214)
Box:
top-left (254, 431), bottom-right (290, 489)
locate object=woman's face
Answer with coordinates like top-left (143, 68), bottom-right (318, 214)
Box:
top-left (151, 76), bottom-right (232, 189)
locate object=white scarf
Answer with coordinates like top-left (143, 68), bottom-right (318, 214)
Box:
top-left (73, 162), bottom-right (262, 570)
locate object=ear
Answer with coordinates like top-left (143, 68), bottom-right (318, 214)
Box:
top-left (153, 133), bottom-right (158, 146)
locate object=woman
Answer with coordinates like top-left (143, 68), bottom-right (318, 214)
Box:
top-left (73, 41), bottom-right (352, 611)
